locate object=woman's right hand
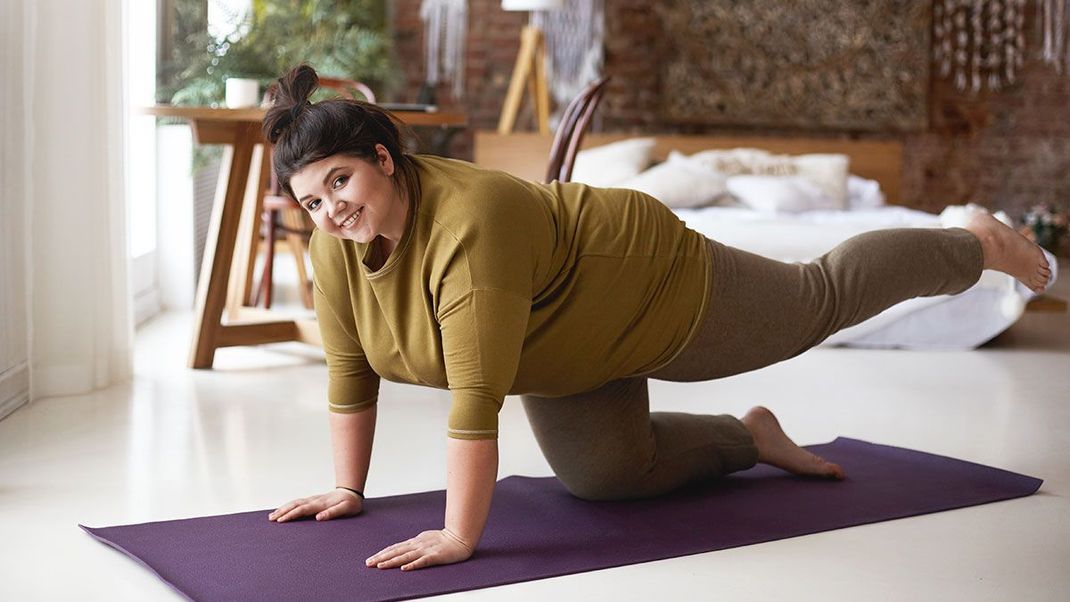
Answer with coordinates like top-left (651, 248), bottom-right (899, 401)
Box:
top-left (268, 488), bottom-right (364, 523)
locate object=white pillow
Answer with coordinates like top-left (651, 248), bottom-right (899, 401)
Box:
top-left (847, 174), bottom-right (886, 209)
top-left (726, 175), bottom-right (837, 214)
top-left (616, 152), bottom-right (729, 209)
top-left (686, 147), bottom-right (796, 176)
top-left (791, 154), bottom-right (849, 208)
top-left (570, 138), bottom-right (656, 187)
top-left (680, 148), bottom-right (849, 209)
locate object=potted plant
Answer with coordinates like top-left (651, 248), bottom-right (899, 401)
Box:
top-left (160, 0), bottom-right (398, 107)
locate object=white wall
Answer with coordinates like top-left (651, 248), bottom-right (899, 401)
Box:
top-left (1, 0), bottom-right (31, 420)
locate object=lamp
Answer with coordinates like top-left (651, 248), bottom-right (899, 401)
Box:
top-left (497, 0), bottom-right (564, 134)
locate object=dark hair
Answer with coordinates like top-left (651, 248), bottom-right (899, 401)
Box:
top-left (263, 64), bottom-right (421, 205)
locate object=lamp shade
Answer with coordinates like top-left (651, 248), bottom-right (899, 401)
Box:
top-left (502, 0), bottom-right (563, 11)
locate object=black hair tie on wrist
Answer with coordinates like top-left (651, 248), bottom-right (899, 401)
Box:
top-left (337, 486), bottom-right (365, 500)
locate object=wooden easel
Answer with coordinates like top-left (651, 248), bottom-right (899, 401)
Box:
top-left (497, 25), bottom-right (551, 135)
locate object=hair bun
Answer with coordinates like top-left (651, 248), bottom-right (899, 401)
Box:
top-left (263, 64), bottom-right (320, 144)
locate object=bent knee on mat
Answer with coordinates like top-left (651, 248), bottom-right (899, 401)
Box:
top-left (558, 473), bottom-right (655, 502)
top-left (564, 485), bottom-right (639, 502)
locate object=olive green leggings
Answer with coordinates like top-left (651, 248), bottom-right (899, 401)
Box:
top-left (520, 227), bottom-right (984, 501)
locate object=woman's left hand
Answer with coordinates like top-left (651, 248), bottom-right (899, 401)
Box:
top-left (365, 528), bottom-right (474, 571)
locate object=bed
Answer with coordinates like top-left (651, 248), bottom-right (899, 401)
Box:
top-left (474, 131), bottom-right (1058, 350)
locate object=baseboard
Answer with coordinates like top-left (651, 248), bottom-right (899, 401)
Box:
top-left (0, 362), bottom-right (30, 421)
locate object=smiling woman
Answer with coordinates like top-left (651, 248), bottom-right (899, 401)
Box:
top-left (264, 66), bottom-right (420, 268)
top-left (260, 64), bottom-right (1053, 575)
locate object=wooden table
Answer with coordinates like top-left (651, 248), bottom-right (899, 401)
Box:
top-left (141, 105), bottom-right (467, 368)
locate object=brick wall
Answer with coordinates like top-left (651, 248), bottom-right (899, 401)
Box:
top-left (391, 0), bottom-right (527, 157)
top-left (390, 0), bottom-right (1068, 251)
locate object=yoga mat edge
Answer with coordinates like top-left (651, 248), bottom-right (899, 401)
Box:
top-left (79, 524), bottom-right (195, 602)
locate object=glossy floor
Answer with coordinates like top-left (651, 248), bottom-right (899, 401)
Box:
top-left (2, 271), bottom-right (1068, 601)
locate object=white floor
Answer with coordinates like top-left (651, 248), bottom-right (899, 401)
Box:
top-left (2, 266), bottom-right (1069, 601)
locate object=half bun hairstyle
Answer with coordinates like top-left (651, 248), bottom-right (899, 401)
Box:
top-left (263, 64), bottom-right (421, 207)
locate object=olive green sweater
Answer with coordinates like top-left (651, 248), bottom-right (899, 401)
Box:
top-left (310, 154), bottom-right (710, 440)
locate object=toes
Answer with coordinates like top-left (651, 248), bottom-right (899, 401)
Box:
top-left (825, 462), bottom-right (846, 480)
top-left (806, 453), bottom-right (841, 477)
top-left (744, 405), bottom-right (775, 424)
top-left (814, 461), bottom-right (842, 479)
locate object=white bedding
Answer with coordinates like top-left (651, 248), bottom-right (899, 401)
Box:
top-left (671, 204), bottom-right (1048, 350)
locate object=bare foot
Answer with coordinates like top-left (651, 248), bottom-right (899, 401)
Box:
top-left (964, 212), bottom-right (1052, 294)
top-left (740, 406), bottom-right (845, 480)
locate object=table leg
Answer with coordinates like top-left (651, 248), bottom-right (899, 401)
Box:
top-left (188, 125), bottom-right (257, 369)
top-left (227, 142), bottom-right (268, 319)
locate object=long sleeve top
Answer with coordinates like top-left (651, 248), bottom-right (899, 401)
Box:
top-left (310, 154), bottom-right (711, 440)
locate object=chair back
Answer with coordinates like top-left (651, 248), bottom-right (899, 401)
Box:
top-left (544, 76), bottom-right (610, 184)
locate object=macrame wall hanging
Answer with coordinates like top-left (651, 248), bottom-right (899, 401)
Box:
top-left (1039, 0), bottom-right (1070, 73)
top-left (420, 0), bottom-right (468, 100)
top-left (933, 0), bottom-right (1026, 94)
top-left (531, 0), bottom-right (605, 126)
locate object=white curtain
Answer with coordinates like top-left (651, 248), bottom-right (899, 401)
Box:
top-left (14, 0), bottom-right (133, 400)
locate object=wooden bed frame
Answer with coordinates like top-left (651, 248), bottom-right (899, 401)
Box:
top-left (473, 131), bottom-right (905, 206)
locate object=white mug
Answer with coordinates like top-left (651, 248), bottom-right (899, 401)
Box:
top-left (225, 78), bottom-right (260, 108)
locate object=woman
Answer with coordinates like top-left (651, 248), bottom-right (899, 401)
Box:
top-left (265, 65), bottom-right (1052, 572)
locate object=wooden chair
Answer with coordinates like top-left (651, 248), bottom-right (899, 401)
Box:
top-left (544, 76), bottom-right (610, 184)
top-left (256, 78), bottom-right (375, 309)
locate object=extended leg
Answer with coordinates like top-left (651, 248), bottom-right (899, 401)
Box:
top-left (651, 227), bottom-right (985, 382)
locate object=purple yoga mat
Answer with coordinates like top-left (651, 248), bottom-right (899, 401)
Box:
top-left (81, 437), bottom-right (1041, 602)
